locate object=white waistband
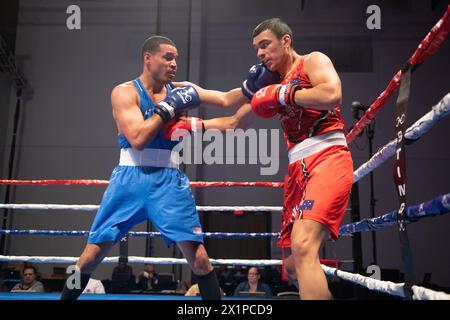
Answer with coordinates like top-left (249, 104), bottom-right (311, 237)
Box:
top-left (288, 131), bottom-right (347, 164)
top-left (119, 148), bottom-right (180, 168)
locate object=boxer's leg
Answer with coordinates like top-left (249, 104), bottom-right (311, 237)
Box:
top-left (291, 219), bottom-right (331, 300)
top-left (178, 241), bottom-right (221, 300)
top-left (60, 241), bottom-right (114, 300)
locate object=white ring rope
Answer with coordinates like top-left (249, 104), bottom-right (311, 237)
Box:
top-left (0, 204), bottom-right (283, 212)
top-left (354, 92), bottom-right (450, 183)
top-left (321, 265), bottom-right (450, 300)
top-left (0, 255), bottom-right (281, 266)
top-left (411, 285), bottom-right (450, 300)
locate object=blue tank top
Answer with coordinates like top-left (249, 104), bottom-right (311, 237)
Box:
top-left (118, 78), bottom-right (179, 150)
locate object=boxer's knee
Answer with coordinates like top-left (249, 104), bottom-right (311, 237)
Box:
top-left (291, 235), bottom-right (315, 260)
top-left (283, 251), bottom-right (298, 283)
top-left (77, 242), bottom-right (112, 273)
top-left (77, 254), bottom-right (99, 274)
top-left (192, 251), bottom-right (213, 275)
top-left (285, 264), bottom-right (297, 282)
top-left (291, 220), bottom-right (327, 261)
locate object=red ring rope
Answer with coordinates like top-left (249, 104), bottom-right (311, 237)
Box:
top-left (346, 5), bottom-right (450, 143)
top-left (0, 179), bottom-right (284, 188)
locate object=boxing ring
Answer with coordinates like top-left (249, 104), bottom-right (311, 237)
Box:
top-left (0, 6), bottom-right (449, 301)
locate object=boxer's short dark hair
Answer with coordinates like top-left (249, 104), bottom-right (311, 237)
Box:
top-left (252, 18), bottom-right (293, 47)
top-left (142, 36), bottom-right (176, 58)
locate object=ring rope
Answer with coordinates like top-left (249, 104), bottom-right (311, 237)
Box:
top-left (0, 204), bottom-right (283, 212)
top-left (0, 230), bottom-right (350, 239)
top-left (0, 230), bottom-right (280, 238)
top-left (339, 193), bottom-right (450, 235)
top-left (321, 265), bottom-right (450, 300)
top-left (346, 6), bottom-right (450, 143)
top-left (0, 256), bottom-right (348, 267)
top-left (0, 180), bottom-right (284, 188)
top-left (354, 93), bottom-right (450, 183)
top-left (0, 255), bottom-right (280, 266)
top-left (0, 255), bottom-right (349, 268)
top-left (1, 194), bottom-right (447, 236)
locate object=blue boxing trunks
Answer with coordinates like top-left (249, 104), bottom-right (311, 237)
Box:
top-left (88, 148), bottom-right (203, 246)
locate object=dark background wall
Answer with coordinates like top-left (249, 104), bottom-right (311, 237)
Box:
top-left (0, 0), bottom-right (20, 196)
top-left (1, 0), bottom-right (449, 286)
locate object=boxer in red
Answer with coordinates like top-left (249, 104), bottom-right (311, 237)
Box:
top-left (165, 18), bottom-right (353, 300)
top-left (249, 19), bottom-right (353, 300)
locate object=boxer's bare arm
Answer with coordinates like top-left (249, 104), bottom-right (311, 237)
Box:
top-left (111, 83), bottom-right (163, 150)
top-left (173, 81), bottom-right (248, 110)
top-left (294, 52), bottom-right (342, 110)
top-left (203, 104), bottom-right (255, 131)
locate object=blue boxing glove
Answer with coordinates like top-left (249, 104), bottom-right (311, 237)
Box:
top-left (154, 86), bottom-right (201, 123)
top-left (241, 63), bottom-right (281, 100)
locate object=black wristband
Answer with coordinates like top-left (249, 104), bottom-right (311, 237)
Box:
top-left (154, 106), bottom-right (170, 123)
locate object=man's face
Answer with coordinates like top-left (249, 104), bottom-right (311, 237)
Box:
top-left (144, 43), bottom-right (179, 83)
top-left (23, 268), bottom-right (36, 285)
top-left (247, 267), bottom-right (260, 285)
top-left (145, 264), bottom-right (155, 274)
top-left (253, 29), bottom-right (289, 72)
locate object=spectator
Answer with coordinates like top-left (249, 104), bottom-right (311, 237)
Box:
top-left (233, 267), bottom-right (272, 297)
top-left (82, 278), bottom-right (105, 294)
top-left (110, 260), bottom-right (135, 293)
top-left (137, 263), bottom-right (161, 291)
top-left (11, 266), bottom-right (45, 293)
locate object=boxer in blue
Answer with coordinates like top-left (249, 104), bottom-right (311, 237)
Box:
top-left (60, 36), bottom-right (220, 300)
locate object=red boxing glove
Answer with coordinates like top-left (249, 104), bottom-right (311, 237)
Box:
top-left (163, 116), bottom-right (204, 141)
top-left (251, 83), bottom-right (301, 118)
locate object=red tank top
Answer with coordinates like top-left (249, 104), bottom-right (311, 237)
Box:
top-left (279, 54), bottom-right (345, 150)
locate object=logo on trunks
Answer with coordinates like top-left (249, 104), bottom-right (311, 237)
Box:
top-left (290, 200), bottom-right (315, 223)
top-left (299, 200), bottom-right (314, 210)
top-left (193, 227), bottom-right (202, 234)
